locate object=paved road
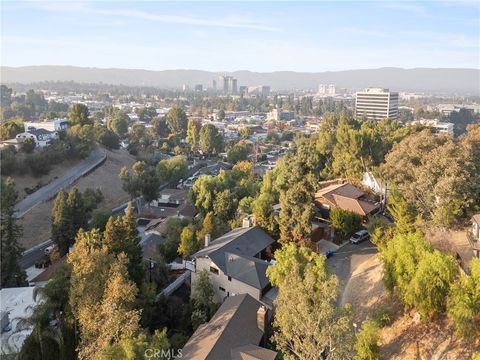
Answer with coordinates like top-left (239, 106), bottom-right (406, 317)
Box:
top-left (326, 239), bottom-right (378, 304)
top-left (18, 157), bottom-right (213, 270)
top-left (14, 147), bottom-right (106, 218)
top-left (18, 240), bottom-right (54, 269)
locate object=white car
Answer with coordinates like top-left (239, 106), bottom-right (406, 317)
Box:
top-left (350, 230), bottom-right (370, 244)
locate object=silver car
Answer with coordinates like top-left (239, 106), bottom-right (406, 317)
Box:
top-left (350, 230), bottom-right (370, 244)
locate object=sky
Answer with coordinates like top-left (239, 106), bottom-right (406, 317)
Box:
top-left (1, 1), bottom-right (479, 72)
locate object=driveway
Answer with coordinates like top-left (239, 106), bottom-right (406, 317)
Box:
top-left (326, 239), bottom-right (378, 304)
top-left (14, 147), bottom-right (106, 218)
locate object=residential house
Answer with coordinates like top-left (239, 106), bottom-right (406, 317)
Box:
top-left (191, 225), bottom-right (276, 306)
top-left (315, 181), bottom-right (380, 220)
top-left (468, 214), bottom-right (480, 258)
top-left (142, 189), bottom-right (197, 219)
top-left (15, 129), bottom-right (58, 148)
top-left (181, 293), bottom-right (277, 360)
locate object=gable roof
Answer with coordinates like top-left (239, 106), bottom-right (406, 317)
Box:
top-left (224, 253), bottom-right (271, 290)
top-left (316, 183), bottom-right (365, 204)
top-left (193, 226), bottom-right (275, 275)
top-left (182, 294), bottom-right (274, 360)
top-left (315, 182), bottom-right (379, 216)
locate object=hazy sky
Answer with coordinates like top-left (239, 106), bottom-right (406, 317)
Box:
top-left (2, 1), bottom-right (479, 72)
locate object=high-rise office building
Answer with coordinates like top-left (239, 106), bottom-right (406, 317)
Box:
top-left (355, 88), bottom-right (399, 120)
top-left (318, 84), bottom-right (336, 96)
top-left (218, 75), bottom-right (238, 95)
top-left (227, 77), bottom-right (237, 95)
top-left (208, 79), bottom-right (217, 91)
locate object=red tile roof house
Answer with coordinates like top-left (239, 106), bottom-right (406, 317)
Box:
top-left (312, 181), bottom-right (380, 245)
top-left (314, 181), bottom-right (380, 220)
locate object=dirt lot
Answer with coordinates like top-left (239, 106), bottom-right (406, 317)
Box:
top-left (18, 148), bottom-right (136, 249)
top-left (341, 254), bottom-right (480, 359)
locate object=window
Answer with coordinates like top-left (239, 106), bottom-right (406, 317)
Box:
top-left (228, 276), bottom-right (232, 281)
top-left (209, 266), bottom-right (219, 275)
top-left (219, 287), bottom-right (225, 292)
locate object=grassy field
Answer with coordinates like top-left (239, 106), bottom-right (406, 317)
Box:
top-left (18, 148), bottom-right (136, 249)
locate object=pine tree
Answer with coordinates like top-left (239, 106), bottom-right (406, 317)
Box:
top-left (67, 187), bottom-right (87, 237)
top-left (103, 203), bottom-right (144, 286)
top-left (1, 178), bottom-right (27, 287)
top-left (51, 189), bottom-right (72, 256)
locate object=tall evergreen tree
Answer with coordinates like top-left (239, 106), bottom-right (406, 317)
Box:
top-left (67, 187), bottom-right (87, 237)
top-left (51, 189), bottom-right (72, 256)
top-left (1, 178), bottom-right (27, 287)
top-left (103, 204), bottom-right (144, 286)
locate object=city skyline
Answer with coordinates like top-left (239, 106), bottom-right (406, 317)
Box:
top-left (2, 1), bottom-right (479, 72)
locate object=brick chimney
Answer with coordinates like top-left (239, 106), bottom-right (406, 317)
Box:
top-left (205, 233), bottom-right (211, 247)
top-left (242, 215), bottom-right (255, 228)
top-left (257, 305), bottom-right (268, 339)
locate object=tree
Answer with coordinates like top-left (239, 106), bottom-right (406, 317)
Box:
top-left (387, 188), bottom-right (416, 234)
top-left (107, 109), bottom-right (129, 138)
top-left (103, 204), bottom-right (144, 286)
top-left (329, 208), bottom-right (362, 240)
top-left (0, 117), bottom-right (24, 140)
top-left (1, 178), bottom-right (27, 287)
top-left (178, 225), bottom-right (199, 259)
top-left (51, 189), bottom-right (72, 256)
top-left (381, 130), bottom-right (476, 226)
top-left (166, 107), bottom-right (188, 135)
top-left (21, 137), bottom-right (36, 153)
top-left (68, 103), bottom-right (91, 126)
top-left (91, 208), bottom-right (113, 232)
top-left (253, 192), bottom-right (278, 236)
top-left (217, 109), bottom-right (225, 121)
top-left (267, 244), bottom-right (354, 360)
top-left (404, 250), bottom-right (458, 319)
top-left (120, 161), bottom-right (160, 202)
top-left (227, 142), bottom-right (249, 164)
top-left (155, 156), bottom-right (188, 185)
top-left (191, 269), bottom-right (216, 323)
top-left (355, 319), bottom-right (380, 360)
top-left (68, 230), bottom-right (141, 359)
top-left (447, 258), bottom-right (480, 339)
top-left (95, 126), bottom-right (120, 149)
top-left (67, 187), bottom-right (87, 237)
top-left (213, 189), bottom-right (237, 222)
top-left (199, 124), bottom-right (223, 156)
top-left (279, 179), bottom-right (315, 245)
top-left (186, 119), bottom-right (200, 153)
top-left (151, 116), bottom-right (169, 138)
top-left (449, 108), bottom-right (478, 136)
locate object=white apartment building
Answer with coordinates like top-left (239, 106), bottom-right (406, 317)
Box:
top-left (355, 88), bottom-right (399, 120)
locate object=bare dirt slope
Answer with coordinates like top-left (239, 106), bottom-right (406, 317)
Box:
top-left (341, 254), bottom-right (480, 359)
top-left (12, 158), bottom-right (82, 201)
top-left (18, 148), bottom-right (136, 249)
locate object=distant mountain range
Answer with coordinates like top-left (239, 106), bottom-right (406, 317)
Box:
top-left (1, 66), bottom-right (479, 94)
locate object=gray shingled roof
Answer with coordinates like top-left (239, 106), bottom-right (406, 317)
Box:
top-left (192, 226), bottom-right (275, 275)
top-left (224, 252), bottom-right (271, 290)
top-left (182, 294), bottom-right (275, 360)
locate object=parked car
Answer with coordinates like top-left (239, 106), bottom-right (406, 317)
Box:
top-left (44, 245), bottom-right (56, 256)
top-left (350, 230), bottom-right (370, 244)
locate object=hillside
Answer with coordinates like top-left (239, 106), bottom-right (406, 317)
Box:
top-left (2, 66), bottom-right (479, 94)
